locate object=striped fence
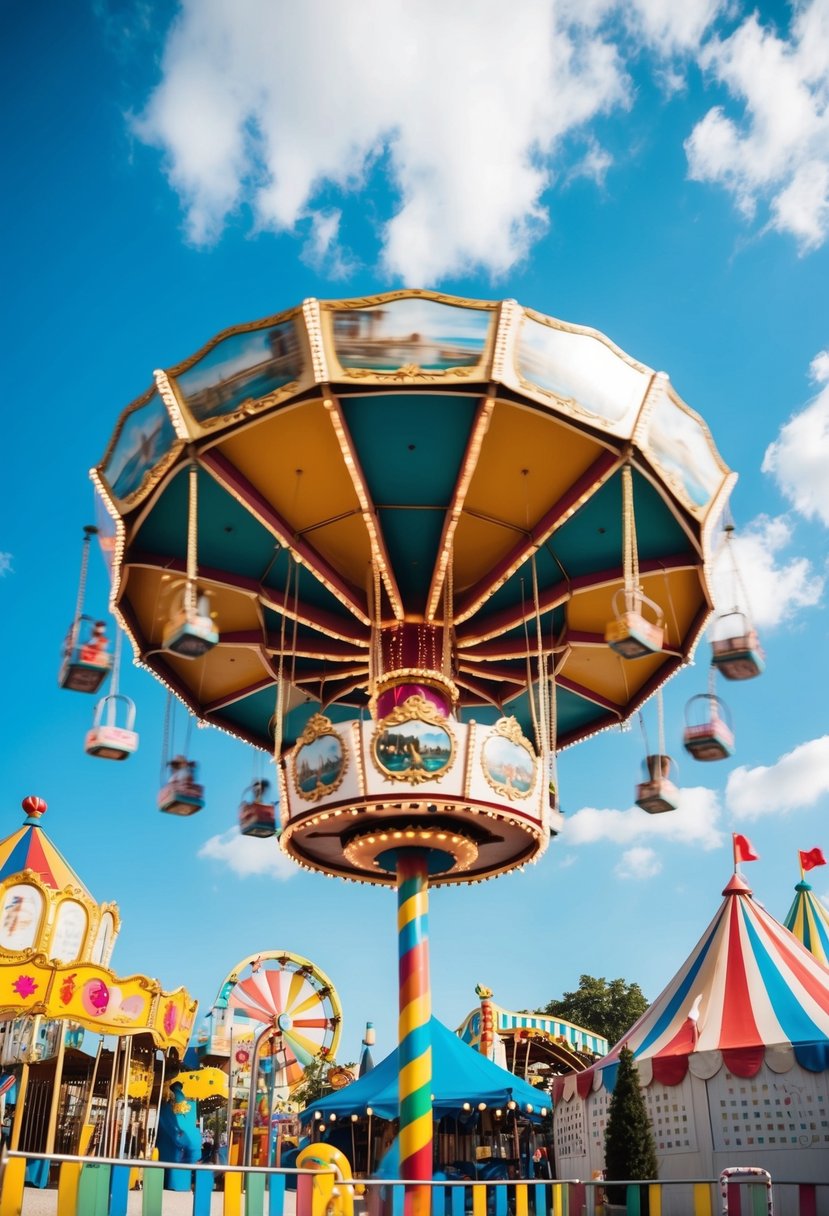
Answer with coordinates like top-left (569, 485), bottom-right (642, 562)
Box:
top-left (0, 1156), bottom-right (826, 1216)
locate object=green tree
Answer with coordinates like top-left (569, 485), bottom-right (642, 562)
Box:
top-left (544, 974), bottom-right (648, 1046)
top-left (603, 1047), bottom-right (658, 1207)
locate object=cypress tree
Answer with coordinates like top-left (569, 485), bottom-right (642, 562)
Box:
top-left (603, 1046), bottom-right (658, 1209)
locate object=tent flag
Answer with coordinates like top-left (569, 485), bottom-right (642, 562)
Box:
top-left (800, 847), bottom-right (827, 874)
top-left (733, 833), bottom-right (759, 866)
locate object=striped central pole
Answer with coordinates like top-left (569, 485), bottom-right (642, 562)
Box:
top-left (397, 848), bottom-right (432, 1216)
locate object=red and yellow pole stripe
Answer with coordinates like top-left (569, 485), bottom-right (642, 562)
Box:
top-left (397, 849), bottom-right (432, 1216)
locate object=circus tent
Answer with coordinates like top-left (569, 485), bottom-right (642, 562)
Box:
top-left (785, 880), bottom-right (829, 969)
top-left (553, 872), bottom-right (829, 1214)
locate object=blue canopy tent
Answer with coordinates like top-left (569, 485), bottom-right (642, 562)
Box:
top-left (301, 1017), bottom-right (547, 1123)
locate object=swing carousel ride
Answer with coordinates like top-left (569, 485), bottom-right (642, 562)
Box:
top-left (89, 289), bottom-right (746, 1203)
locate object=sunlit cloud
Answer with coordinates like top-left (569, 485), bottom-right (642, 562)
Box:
top-left (562, 786), bottom-right (723, 850)
top-left (763, 352), bottom-right (829, 528)
top-left (198, 827), bottom-right (297, 879)
top-left (0, 553), bottom-right (12, 577)
top-left (727, 735), bottom-right (829, 820)
top-left (686, 3), bottom-right (829, 252)
top-left (133, 0), bottom-right (735, 282)
top-left (615, 846), bottom-right (662, 880)
top-left (711, 513), bottom-right (823, 631)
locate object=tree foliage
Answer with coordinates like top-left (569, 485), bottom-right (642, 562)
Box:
top-left (604, 1046), bottom-right (658, 1200)
top-left (543, 974), bottom-right (648, 1046)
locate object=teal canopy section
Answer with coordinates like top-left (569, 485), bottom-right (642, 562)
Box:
top-left (299, 1018), bottom-right (546, 1123)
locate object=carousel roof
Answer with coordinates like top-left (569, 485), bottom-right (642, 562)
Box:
top-left (785, 880), bottom-right (829, 968)
top-left (94, 290), bottom-right (733, 755)
top-left (0, 805), bottom-right (91, 897)
top-left (554, 872), bottom-right (829, 1100)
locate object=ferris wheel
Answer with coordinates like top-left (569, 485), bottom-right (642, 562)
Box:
top-left (219, 951), bottom-right (342, 1089)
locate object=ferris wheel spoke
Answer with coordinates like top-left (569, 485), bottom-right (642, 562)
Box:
top-left (230, 995), bottom-right (271, 1024)
top-left (290, 990), bottom-right (326, 1018)
top-left (283, 966), bottom-right (308, 1014)
top-left (291, 1017), bottom-right (330, 1029)
top-left (281, 1027), bottom-right (322, 1065)
top-left (265, 968), bottom-right (284, 1015)
top-left (234, 974), bottom-right (277, 1017)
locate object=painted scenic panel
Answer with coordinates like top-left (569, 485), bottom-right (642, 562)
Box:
top-left (517, 316), bottom-right (649, 428)
top-left (373, 718), bottom-right (453, 779)
top-left (294, 732), bottom-right (346, 800)
top-left (103, 391), bottom-right (176, 500)
top-left (645, 395), bottom-right (724, 509)
top-left (175, 320), bottom-right (302, 423)
top-left (482, 733), bottom-right (535, 797)
top-left (332, 298), bottom-right (491, 371)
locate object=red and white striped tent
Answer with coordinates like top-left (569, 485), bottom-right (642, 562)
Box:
top-left (553, 872), bottom-right (829, 1213)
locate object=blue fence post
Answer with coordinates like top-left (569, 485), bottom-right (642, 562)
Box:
top-left (192, 1168), bottom-right (214, 1216)
top-left (267, 1171), bottom-right (286, 1216)
top-left (108, 1164), bottom-right (131, 1216)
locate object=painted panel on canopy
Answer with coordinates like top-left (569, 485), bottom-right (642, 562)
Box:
top-left (339, 392), bottom-right (479, 505)
top-left (260, 607), bottom-right (368, 661)
top-left (546, 468), bottom-right (695, 578)
top-left (641, 388), bottom-right (729, 516)
top-left (260, 546), bottom-right (366, 633)
top-left (568, 568), bottom-right (707, 642)
top-left (131, 467), bottom-right (278, 577)
top-left (454, 399), bottom-right (608, 586)
top-left (221, 687), bottom-right (359, 751)
top-left (100, 388), bottom-right (178, 505)
top-left (377, 506), bottom-right (447, 612)
top-left (120, 567), bottom-right (261, 647)
top-left (164, 647), bottom-right (272, 705)
top-left (217, 401), bottom-right (372, 588)
top-left (560, 646), bottom-right (665, 708)
top-left (511, 311), bottom-right (652, 437)
top-left (171, 317), bottom-right (305, 429)
top-left (327, 297), bottom-right (494, 373)
top-left (462, 537), bottom-right (571, 631)
top-left (460, 683), bottom-right (606, 739)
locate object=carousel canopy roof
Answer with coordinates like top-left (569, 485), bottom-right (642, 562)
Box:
top-left (0, 808), bottom-right (91, 898)
top-left (554, 872), bottom-right (829, 1100)
top-left (300, 1017), bottom-right (546, 1123)
top-left (785, 880), bottom-right (829, 968)
top-left (94, 290), bottom-right (733, 755)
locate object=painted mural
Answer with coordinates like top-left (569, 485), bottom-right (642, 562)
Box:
top-left (104, 391), bottom-right (176, 500)
top-left (175, 320), bottom-right (302, 423)
top-left (332, 297), bottom-right (491, 371)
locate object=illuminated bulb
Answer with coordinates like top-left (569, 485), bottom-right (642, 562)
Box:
top-left (495, 1109), bottom-right (502, 1117)
top-left (366, 1107), bottom-right (373, 1117)
top-left (314, 1112), bottom-right (322, 1120)
top-left (540, 1107), bottom-right (548, 1116)
top-left (351, 1114), bottom-right (358, 1122)
top-left (462, 1103), bottom-right (471, 1112)
top-left (330, 1114), bottom-right (336, 1122)
top-left (478, 1103), bottom-right (486, 1111)
top-left (526, 1104), bottom-right (534, 1113)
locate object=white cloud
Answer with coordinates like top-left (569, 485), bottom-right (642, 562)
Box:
top-left (0, 553), bottom-right (11, 577)
top-left (133, 0), bottom-right (680, 281)
top-left (198, 826), bottom-right (297, 879)
top-left (727, 735), bottom-right (829, 819)
top-left (562, 785), bottom-right (723, 850)
top-left (711, 514), bottom-right (823, 630)
top-left (685, 4), bottom-right (829, 252)
top-left (615, 845), bottom-right (662, 879)
top-left (762, 358), bottom-right (829, 527)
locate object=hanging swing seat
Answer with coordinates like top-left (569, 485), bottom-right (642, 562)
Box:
top-left (635, 754), bottom-right (679, 814)
top-left (683, 693), bottom-right (734, 762)
top-left (85, 694), bottom-right (139, 761)
top-left (711, 623), bottom-right (765, 681)
top-left (59, 618), bottom-right (112, 693)
top-left (605, 589), bottom-right (664, 659)
top-left (158, 761), bottom-right (205, 815)
top-left (239, 799), bottom-right (277, 838)
top-left (162, 607), bottom-right (218, 659)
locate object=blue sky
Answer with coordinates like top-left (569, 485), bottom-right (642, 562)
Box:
top-left (2, 0), bottom-right (828, 1066)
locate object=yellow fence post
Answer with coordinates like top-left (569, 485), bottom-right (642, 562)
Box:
top-left (693, 1182), bottom-right (713, 1216)
top-left (472, 1182), bottom-right (487, 1216)
top-left (57, 1161), bottom-right (83, 1216)
top-left (0, 1156), bottom-right (26, 1216)
top-left (648, 1183), bottom-right (662, 1216)
top-left (223, 1170), bottom-right (244, 1216)
top-left (515, 1184), bottom-right (529, 1216)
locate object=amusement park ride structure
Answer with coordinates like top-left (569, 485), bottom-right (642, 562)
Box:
top-left (85, 288), bottom-right (750, 1207)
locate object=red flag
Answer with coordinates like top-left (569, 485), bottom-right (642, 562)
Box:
top-left (800, 847), bottom-right (827, 872)
top-left (733, 833), bottom-right (759, 864)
